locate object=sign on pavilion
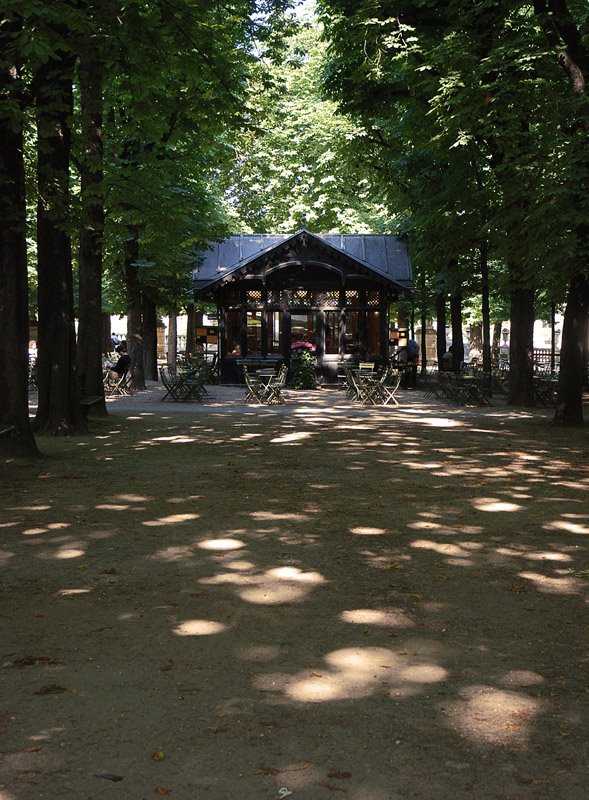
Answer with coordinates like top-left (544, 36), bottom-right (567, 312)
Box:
top-left (193, 229), bottom-right (413, 383)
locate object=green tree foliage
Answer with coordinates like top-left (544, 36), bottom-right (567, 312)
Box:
top-left (2, 0), bottom-right (295, 433)
top-left (317, 0), bottom-right (588, 416)
top-left (222, 7), bottom-right (394, 233)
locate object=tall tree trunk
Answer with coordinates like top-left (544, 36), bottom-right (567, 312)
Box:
top-left (0, 43), bottom-right (41, 456)
top-left (535, 0), bottom-right (589, 416)
top-left (33, 53), bottom-right (85, 435)
top-left (480, 243), bottom-right (492, 375)
top-left (435, 291), bottom-right (446, 370)
top-left (142, 294), bottom-right (158, 380)
top-left (492, 322), bottom-right (502, 364)
top-left (77, 45), bottom-right (106, 412)
top-left (420, 310), bottom-right (427, 372)
top-left (550, 302), bottom-right (557, 376)
top-left (554, 273), bottom-right (589, 425)
top-left (186, 302), bottom-right (196, 356)
top-left (449, 291), bottom-right (464, 372)
top-left (507, 281), bottom-right (535, 405)
top-left (583, 316), bottom-right (589, 390)
top-left (124, 229), bottom-right (146, 391)
top-left (102, 312), bottom-right (112, 355)
top-left (167, 308), bottom-right (178, 369)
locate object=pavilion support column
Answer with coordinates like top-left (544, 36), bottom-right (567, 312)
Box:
top-left (261, 286), bottom-right (268, 358)
top-left (359, 291), bottom-right (367, 360)
top-left (240, 303), bottom-right (248, 357)
top-left (338, 287), bottom-right (346, 358)
top-left (379, 305), bottom-right (388, 360)
top-left (282, 307), bottom-right (291, 364)
top-left (315, 310), bottom-right (325, 372)
top-left (219, 306), bottom-right (228, 381)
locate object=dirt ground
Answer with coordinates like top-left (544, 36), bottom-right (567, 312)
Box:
top-left (1, 384), bottom-right (588, 800)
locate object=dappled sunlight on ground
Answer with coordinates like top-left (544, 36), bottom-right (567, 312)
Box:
top-left (256, 645), bottom-right (450, 704)
top-left (339, 608), bottom-right (414, 628)
top-left (2, 391), bottom-right (588, 798)
top-left (197, 538), bottom-right (246, 551)
top-left (517, 571), bottom-right (580, 594)
top-left (445, 686), bottom-right (544, 749)
top-left (173, 619), bottom-right (227, 636)
top-left (471, 498), bottom-right (523, 512)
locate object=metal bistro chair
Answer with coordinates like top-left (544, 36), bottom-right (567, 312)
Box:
top-left (244, 365), bottom-right (286, 405)
top-left (376, 367), bottom-right (401, 406)
top-left (265, 364), bottom-right (288, 404)
top-left (344, 367), bottom-right (359, 401)
top-left (358, 362), bottom-right (375, 374)
top-left (349, 369), bottom-right (381, 405)
top-left (104, 368), bottom-right (132, 397)
top-left (160, 365), bottom-right (184, 401)
top-left (244, 365), bottom-right (270, 404)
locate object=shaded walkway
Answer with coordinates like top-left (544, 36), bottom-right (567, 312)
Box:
top-left (4, 392), bottom-right (588, 799)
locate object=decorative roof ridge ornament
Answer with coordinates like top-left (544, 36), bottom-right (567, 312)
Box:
top-left (300, 223), bottom-right (308, 267)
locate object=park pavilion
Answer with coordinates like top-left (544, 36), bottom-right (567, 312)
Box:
top-left (193, 229), bottom-right (413, 384)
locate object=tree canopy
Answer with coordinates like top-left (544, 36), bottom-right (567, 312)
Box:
top-left (1, 0), bottom-right (588, 454)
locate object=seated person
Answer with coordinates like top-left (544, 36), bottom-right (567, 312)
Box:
top-left (108, 345), bottom-right (131, 381)
top-left (441, 347), bottom-right (454, 371)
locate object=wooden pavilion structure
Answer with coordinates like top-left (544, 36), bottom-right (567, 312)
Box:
top-left (193, 229), bottom-right (413, 383)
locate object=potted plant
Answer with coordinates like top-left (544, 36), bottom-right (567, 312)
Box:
top-left (290, 341), bottom-right (317, 389)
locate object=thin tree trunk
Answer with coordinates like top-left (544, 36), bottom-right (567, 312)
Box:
top-left (550, 302), bottom-right (557, 375)
top-left (77, 45), bottom-right (106, 413)
top-left (449, 292), bottom-right (464, 372)
top-left (124, 229), bottom-right (146, 391)
top-left (142, 294), bottom-right (158, 380)
top-left (33, 52), bottom-right (85, 435)
top-left (167, 308), bottom-right (178, 369)
top-left (435, 291), bottom-right (446, 370)
top-left (507, 282), bottom-right (535, 405)
top-left (554, 272), bottom-right (589, 425)
top-left (492, 322), bottom-right (502, 365)
top-left (102, 312), bottom-right (112, 355)
top-left (0, 42), bottom-right (41, 456)
top-left (480, 243), bottom-right (492, 375)
top-left (186, 302), bottom-right (196, 356)
top-left (420, 310), bottom-right (427, 372)
top-left (583, 315), bottom-right (589, 390)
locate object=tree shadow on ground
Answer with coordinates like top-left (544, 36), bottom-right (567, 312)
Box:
top-left (0, 405), bottom-right (587, 799)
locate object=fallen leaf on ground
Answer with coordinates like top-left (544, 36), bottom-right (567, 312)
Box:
top-left (256, 764), bottom-right (311, 776)
top-left (154, 787), bottom-right (171, 795)
top-left (22, 747), bottom-right (42, 753)
top-left (14, 655), bottom-right (59, 668)
top-left (317, 782), bottom-right (347, 792)
top-left (151, 749), bottom-right (165, 761)
top-left (34, 684), bottom-right (69, 695)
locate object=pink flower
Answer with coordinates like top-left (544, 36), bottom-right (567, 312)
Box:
top-left (291, 341), bottom-right (315, 353)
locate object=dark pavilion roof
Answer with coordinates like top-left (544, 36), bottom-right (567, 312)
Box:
top-left (193, 230), bottom-right (413, 295)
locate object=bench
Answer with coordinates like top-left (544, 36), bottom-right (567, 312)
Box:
top-left (79, 396), bottom-right (103, 418)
